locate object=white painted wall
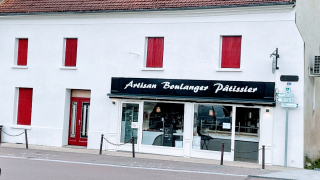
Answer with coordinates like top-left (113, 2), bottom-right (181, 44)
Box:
top-left (296, 0), bottom-right (320, 164)
top-left (0, 5), bottom-right (304, 168)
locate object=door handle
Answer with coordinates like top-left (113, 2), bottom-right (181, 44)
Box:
top-left (79, 120), bottom-right (81, 125)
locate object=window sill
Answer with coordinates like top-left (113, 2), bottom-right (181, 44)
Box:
top-left (60, 66), bottom-right (77, 70)
top-left (141, 68), bottom-right (164, 71)
top-left (12, 66), bottom-right (28, 69)
top-left (216, 68), bottom-right (242, 72)
top-left (11, 125), bottom-right (31, 130)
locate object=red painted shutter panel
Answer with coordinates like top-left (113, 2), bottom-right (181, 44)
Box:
top-left (17, 39), bottom-right (28, 66)
top-left (17, 88), bottom-right (33, 125)
top-left (221, 36), bottom-right (241, 68)
top-left (221, 37), bottom-right (229, 68)
top-left (146, 38), bottom-right (154, 67)
top-left (17, 90), bottom-right (26, 125)
top-left (146, 37), bottom-right (164, 68)
top-left (65, 39), bottom-right (77, 66)
top-left (65, 39), bottom-right (71, 66)
top-left (71, 39), bottom-right (78, 66)
top-left (233, 37), bottom-right (242, 68)
top-left (154, 38), bottom-right (164, 68)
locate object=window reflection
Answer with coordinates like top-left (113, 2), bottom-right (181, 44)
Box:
top-left (234, 107), bottom-right (260, 162)
top-left (193, 104), bottom-right (232, 152)
top-left (80, 103), bottom-right (90, 138)
top-left (120, 103), bottom-right (139, 144)
top-left (142, 102), bottom-right (184, 148)
top-left (70, 102), bottom-right (77, 137)
top-left (235, 108), bottom-right (259, 140)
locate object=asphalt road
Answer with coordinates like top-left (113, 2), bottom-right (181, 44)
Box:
top-left (0, 147), bottom-right (272, 180)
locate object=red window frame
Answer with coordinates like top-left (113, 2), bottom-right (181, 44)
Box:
top-left (65, 38), bottom-right (78, 67)
top-left (17, 39), bottom-right (28, 66)
top-left (221, 36), bottom-right (242, 68)
top-left (146, 37), bottom-right (164, 68)
top-left (17, 88), bottom-right (33, 126)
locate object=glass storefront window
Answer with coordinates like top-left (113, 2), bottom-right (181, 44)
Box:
top-left (193, 104), bottom-right (232, 152)
top-left (235, 107), bottom-right (260, 140)
top-left (120, 103), bottom-right (139, 144)
top-left (142, 102), bottom-right (184, 148)
top-left (234, 107), bottom-right (260, 162)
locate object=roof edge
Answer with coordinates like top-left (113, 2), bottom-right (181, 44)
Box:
top-left (0, 2), bottom-right (295, 17)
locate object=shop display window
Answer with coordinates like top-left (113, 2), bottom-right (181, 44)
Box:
top-left (120, 103), bottom-right (139, 144)
top-left (193, 104), bottom-right (232, 152)
top-left (234, 107), bottom-right (260, 162)
top-left (142, 102), bottom-right (184, 148)
top-left (235, 107), bottom-right (260, 140)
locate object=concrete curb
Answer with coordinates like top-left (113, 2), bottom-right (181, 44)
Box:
top-left (248, 175), bottom-right (296, 180)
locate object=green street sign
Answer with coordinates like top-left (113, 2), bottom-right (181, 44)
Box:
top-left (281, 103), bottom-right (298, 108)
top-left (277, 98), bottom-right (294, 102)
top-left (277, 93), bottom-right (294, 98)
top-left (285, 86), bottom-right (291, 93)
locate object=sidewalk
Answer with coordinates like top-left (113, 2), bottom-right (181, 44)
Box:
top-left (0, 142), bottom-right (294, 171)
top-left (2, 143), bottom-right (320, 180)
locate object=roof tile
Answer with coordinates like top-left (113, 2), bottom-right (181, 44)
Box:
top-left (0, 0), bottom-right (294, 14)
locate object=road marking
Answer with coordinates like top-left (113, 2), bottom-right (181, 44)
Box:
top-left (0, 155), bottom-right (247, 177)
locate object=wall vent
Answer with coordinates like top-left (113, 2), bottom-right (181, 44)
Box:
top-left (313, 56), bottom-right (320, 74)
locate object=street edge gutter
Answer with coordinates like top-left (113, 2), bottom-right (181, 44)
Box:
top-left (247, 175), bottom-right (296, 180)
top-left (0, 2), bottom-right (295, 16)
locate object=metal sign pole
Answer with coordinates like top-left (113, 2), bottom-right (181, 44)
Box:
top-left (278, 86), bottom-right (297, 167)
top-left (284, 107), bottom-right (289, 167)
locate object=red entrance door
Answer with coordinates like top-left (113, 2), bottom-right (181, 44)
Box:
top-left (68, 97), bottom-right (90, 146)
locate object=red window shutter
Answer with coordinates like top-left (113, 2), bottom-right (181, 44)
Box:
top-left (146, 37), bottom-right (164, 68)
top-left (221, 36), bottom-right (241, 68)
top-left (17, 39), bottom-right (28, 66)
top-left (65, 39), bottom-right (78, 66)
top-left (17, 88), bottom-right (33, 125)
top-left (146, 38), bottom-right (154, 67)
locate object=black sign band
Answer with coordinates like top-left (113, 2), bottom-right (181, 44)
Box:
top-left (109, 77), bottom-right (275, 106)
top-left (280, 75), bottom-right (299, 82)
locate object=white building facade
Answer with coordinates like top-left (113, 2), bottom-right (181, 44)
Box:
top-left (296, 0), bottom-right (320, 164)
top-left (0, 1), bottom-right (305, 168)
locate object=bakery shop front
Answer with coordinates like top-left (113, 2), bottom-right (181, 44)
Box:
top-left (108, 77), bottom-right (275, 163)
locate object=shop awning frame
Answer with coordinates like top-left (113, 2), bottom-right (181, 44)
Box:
top-left (107, 93), bottom-right (276, 107)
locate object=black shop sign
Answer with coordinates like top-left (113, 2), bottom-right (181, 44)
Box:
top-left (110, 77), bottom-right (275, 101)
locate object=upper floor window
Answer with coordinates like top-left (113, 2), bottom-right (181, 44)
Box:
top-left (221, 36), bottom-right (242, 68)
top-left (64, 38), bottom-right (78, 67)
top-left (17, 88), bottom-right (33, 126)
top-left (17, 39), bottom-right (28, 66)
top-left (146, 37), bottom-right (164, 68)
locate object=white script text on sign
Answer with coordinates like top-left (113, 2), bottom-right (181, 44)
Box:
top-left (277, 93), bottom-right (294, 98)
top-left (277, 98), bottom-right (294, 102)
top-left (281, 103), bottom-right (298, 108)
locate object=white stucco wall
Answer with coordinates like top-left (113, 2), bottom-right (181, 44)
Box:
top-left (296, 0), bottom-right (320, 163)
top-left (0, 5), bottom-right (304, 168)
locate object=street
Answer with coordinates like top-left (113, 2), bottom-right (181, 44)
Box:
top-left (0, 147), bottom-right (270, 180)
